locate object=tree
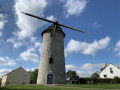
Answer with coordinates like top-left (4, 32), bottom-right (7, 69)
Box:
top-left (91, 72), bottom-right (99, 78)
top-left (66, 70), bottom-right (78, 79)
top-left (30, 69), bottom-right (38, 84)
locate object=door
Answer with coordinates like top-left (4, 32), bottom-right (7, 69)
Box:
top-left (47, 74), bottom-right (53, 84)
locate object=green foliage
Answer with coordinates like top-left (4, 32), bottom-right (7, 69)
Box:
top-left (91, 72), bottom-right (99, 78)
top-left (114, 76), bottom-right (118, 80)
top-left (79, 77), bottom-right (120, 84)
top-left (30, 69), bottom-right (38, 84)
top-left (66, 70), bottom-right (78, 78)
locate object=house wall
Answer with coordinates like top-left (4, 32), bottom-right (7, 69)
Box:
top-left (1, 68), bottom-right (30, 86)
top-left (100, 64), bottom-right (120, 78)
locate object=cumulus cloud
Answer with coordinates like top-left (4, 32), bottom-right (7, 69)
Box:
top-left (93, 22), bottom-right (101, 28)
top-left (114, 40), bottom-right (120, 56)
top-left (80, 63), bottom-right (105, 70)
top-left (0, 32), bottom-right (2, 36)
top-left (34, 41), bottom-right (42, 52)
top-left (7, 37), bottom-right (23, 48)
top-left (0, 56), bottom-right (16, 66)
top-left (66, 64), bottom-right (76, 70)
top-left (76, 70), bottom-right (95, 77)
top-left (20, 48), bottom-right (39, 63)
top-left (26, 68), bottom-right (37, 72)
top-left (66, 63), bottom-right (105, 77)
top-left (63, 0), bottom-right (87, 18)
top-left (46, 15), bottom-right (55, 21)
top-left (0, 69), bottom-right (12, 78)
top-left (65, 36), bottom-right (111, 56)
top-left (34, 42), bottom-right (42, 48)
top-left (30, 36), bottom-right (37, 43)
top-left (0, 14), bottom-right (8, 36)
top-left (14, 0), bottom-right (48, 39)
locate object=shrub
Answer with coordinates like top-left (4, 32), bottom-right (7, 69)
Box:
top-left (78, 77), bottom-right (120, 84)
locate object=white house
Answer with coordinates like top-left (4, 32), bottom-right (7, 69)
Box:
top-left (100, 63), bottom-right (120, 78)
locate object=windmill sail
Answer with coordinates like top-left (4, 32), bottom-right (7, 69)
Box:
top-left (22, 12), bottom-right (86, 33)
top-left (21, 12), bottom-right (54, 24)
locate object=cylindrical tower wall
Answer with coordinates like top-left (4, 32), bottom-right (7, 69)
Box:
top-left (37, 30), bottom-right (66, 85)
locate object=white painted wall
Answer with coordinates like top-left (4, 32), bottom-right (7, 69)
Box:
top-left (100, 64), bottom-right (120, 78)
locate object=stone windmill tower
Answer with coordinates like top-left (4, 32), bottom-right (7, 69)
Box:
top-left (22, 6), bottom-right (86, 85)
top-left (37, 24), bottom-right (66, 84)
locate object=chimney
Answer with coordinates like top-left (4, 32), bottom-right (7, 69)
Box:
top-left (105, 63), bottom-right (107, 67)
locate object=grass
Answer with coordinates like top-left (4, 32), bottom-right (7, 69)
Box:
top-left (0, 85), bottom-right (77, 90)
top-left (62, 83), bottom-right (120, 89)
top-left (1, 84), bottom-right (120, 90)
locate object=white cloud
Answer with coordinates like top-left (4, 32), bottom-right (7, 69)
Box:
top-left (93, 22), bottom-right (101, 28)
top-left (34, 41), bottom-right (42, 52)
top-left (14, 0), bottom-right (48, 39)
top-left (7, 37), bottom-right (23, 48)
top-left (66, 64), bottom-right (76, 70)
top-left (76, 70), bottom-right (95, 77)
top-left (20, 48), bottom-right (39, 63)
top-left (0, 14), bottom-right (8, 36)
top-left (65, 36), bottom-right (111, 56)
top-left (0, 32), bottom-right (2, 36)
top-left (26, 68), bottom-right (37, 72)
top-left (0, 21), bottom-right (5, 30)
top-left (0, 69), bottom-right (12, 78)
top-left (46, 15), bottom-right (55, 21)
top-left (64, 0), bottom-right (87, 18)
top-left (114, 40), bottom-right (120, 56)
top-left (66, 63), bottom-right (105, 77)
top-left (34, 42), bottom-right (41, 48)
top-left (80, 63), bottom-right (105, 70)
top-left (30, 36), bottom-right (37, 43)
top-left (0, 56), bottom-right (16, 66)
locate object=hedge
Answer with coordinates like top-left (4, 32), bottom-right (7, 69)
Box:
top-left (79, 77), bottom-right (120, 84)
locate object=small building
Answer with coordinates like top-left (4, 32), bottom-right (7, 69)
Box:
top-left (100, 63), bottom-right (120, 78)
top-left (70, 76), bottom-right (79, 84)
top-left (1, 67), bottom-right (30, 86)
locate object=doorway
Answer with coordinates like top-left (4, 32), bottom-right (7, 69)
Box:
top-left (47, 74), bottom-right (53, 84)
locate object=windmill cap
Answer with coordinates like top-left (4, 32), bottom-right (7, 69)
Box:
top-left (41, 24), bottom-right (65, 37)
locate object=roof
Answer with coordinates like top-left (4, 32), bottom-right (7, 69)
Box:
top-left (100, 63), bottom-right (120, 74)
top-left (41, 23), bottom-right (65, 37)
top-left (2, 67), bottom-right (29, 77)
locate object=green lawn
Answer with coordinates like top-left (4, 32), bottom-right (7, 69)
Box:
top-left (1, 84), bottom-right (120, 90)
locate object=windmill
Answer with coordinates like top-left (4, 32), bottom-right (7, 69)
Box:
top-left (22, 5), bottom-right (86, 85)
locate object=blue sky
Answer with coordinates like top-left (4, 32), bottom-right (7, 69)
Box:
top-left (0, 0), bottom-right (120, 77)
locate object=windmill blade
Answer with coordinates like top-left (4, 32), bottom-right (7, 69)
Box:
top-left (58, 23), bottom-right (87, 33)
top-left (47, 24), bottom-right (57, 55)
top-left (56, 4), bottom-right (62, 21)
top-left (21, 12), bottom-right (55, 24)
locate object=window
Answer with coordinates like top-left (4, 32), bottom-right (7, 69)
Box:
top-left (49, 70), bottom-right (52, 73)
top-left (11, 82), bottom-right (16, 85)
top-left (24, 75), bottom-right (27, 79)
top-left (110, 71), bottom-right (113, 73)
top-left (51, 33), bottom-right (53, 38)
top-left (110, 68), bottom-right (113, 73)
top-left (104, 75), bottom-right (107, 77)
top-left (49, 57), bottom-right (53, 64)
top-left (62, 46), bottom-right (63, 50)
top-left (22, 82), bottom-right (26, 85)
top-left (110, 68), bottom-right (112, 71)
